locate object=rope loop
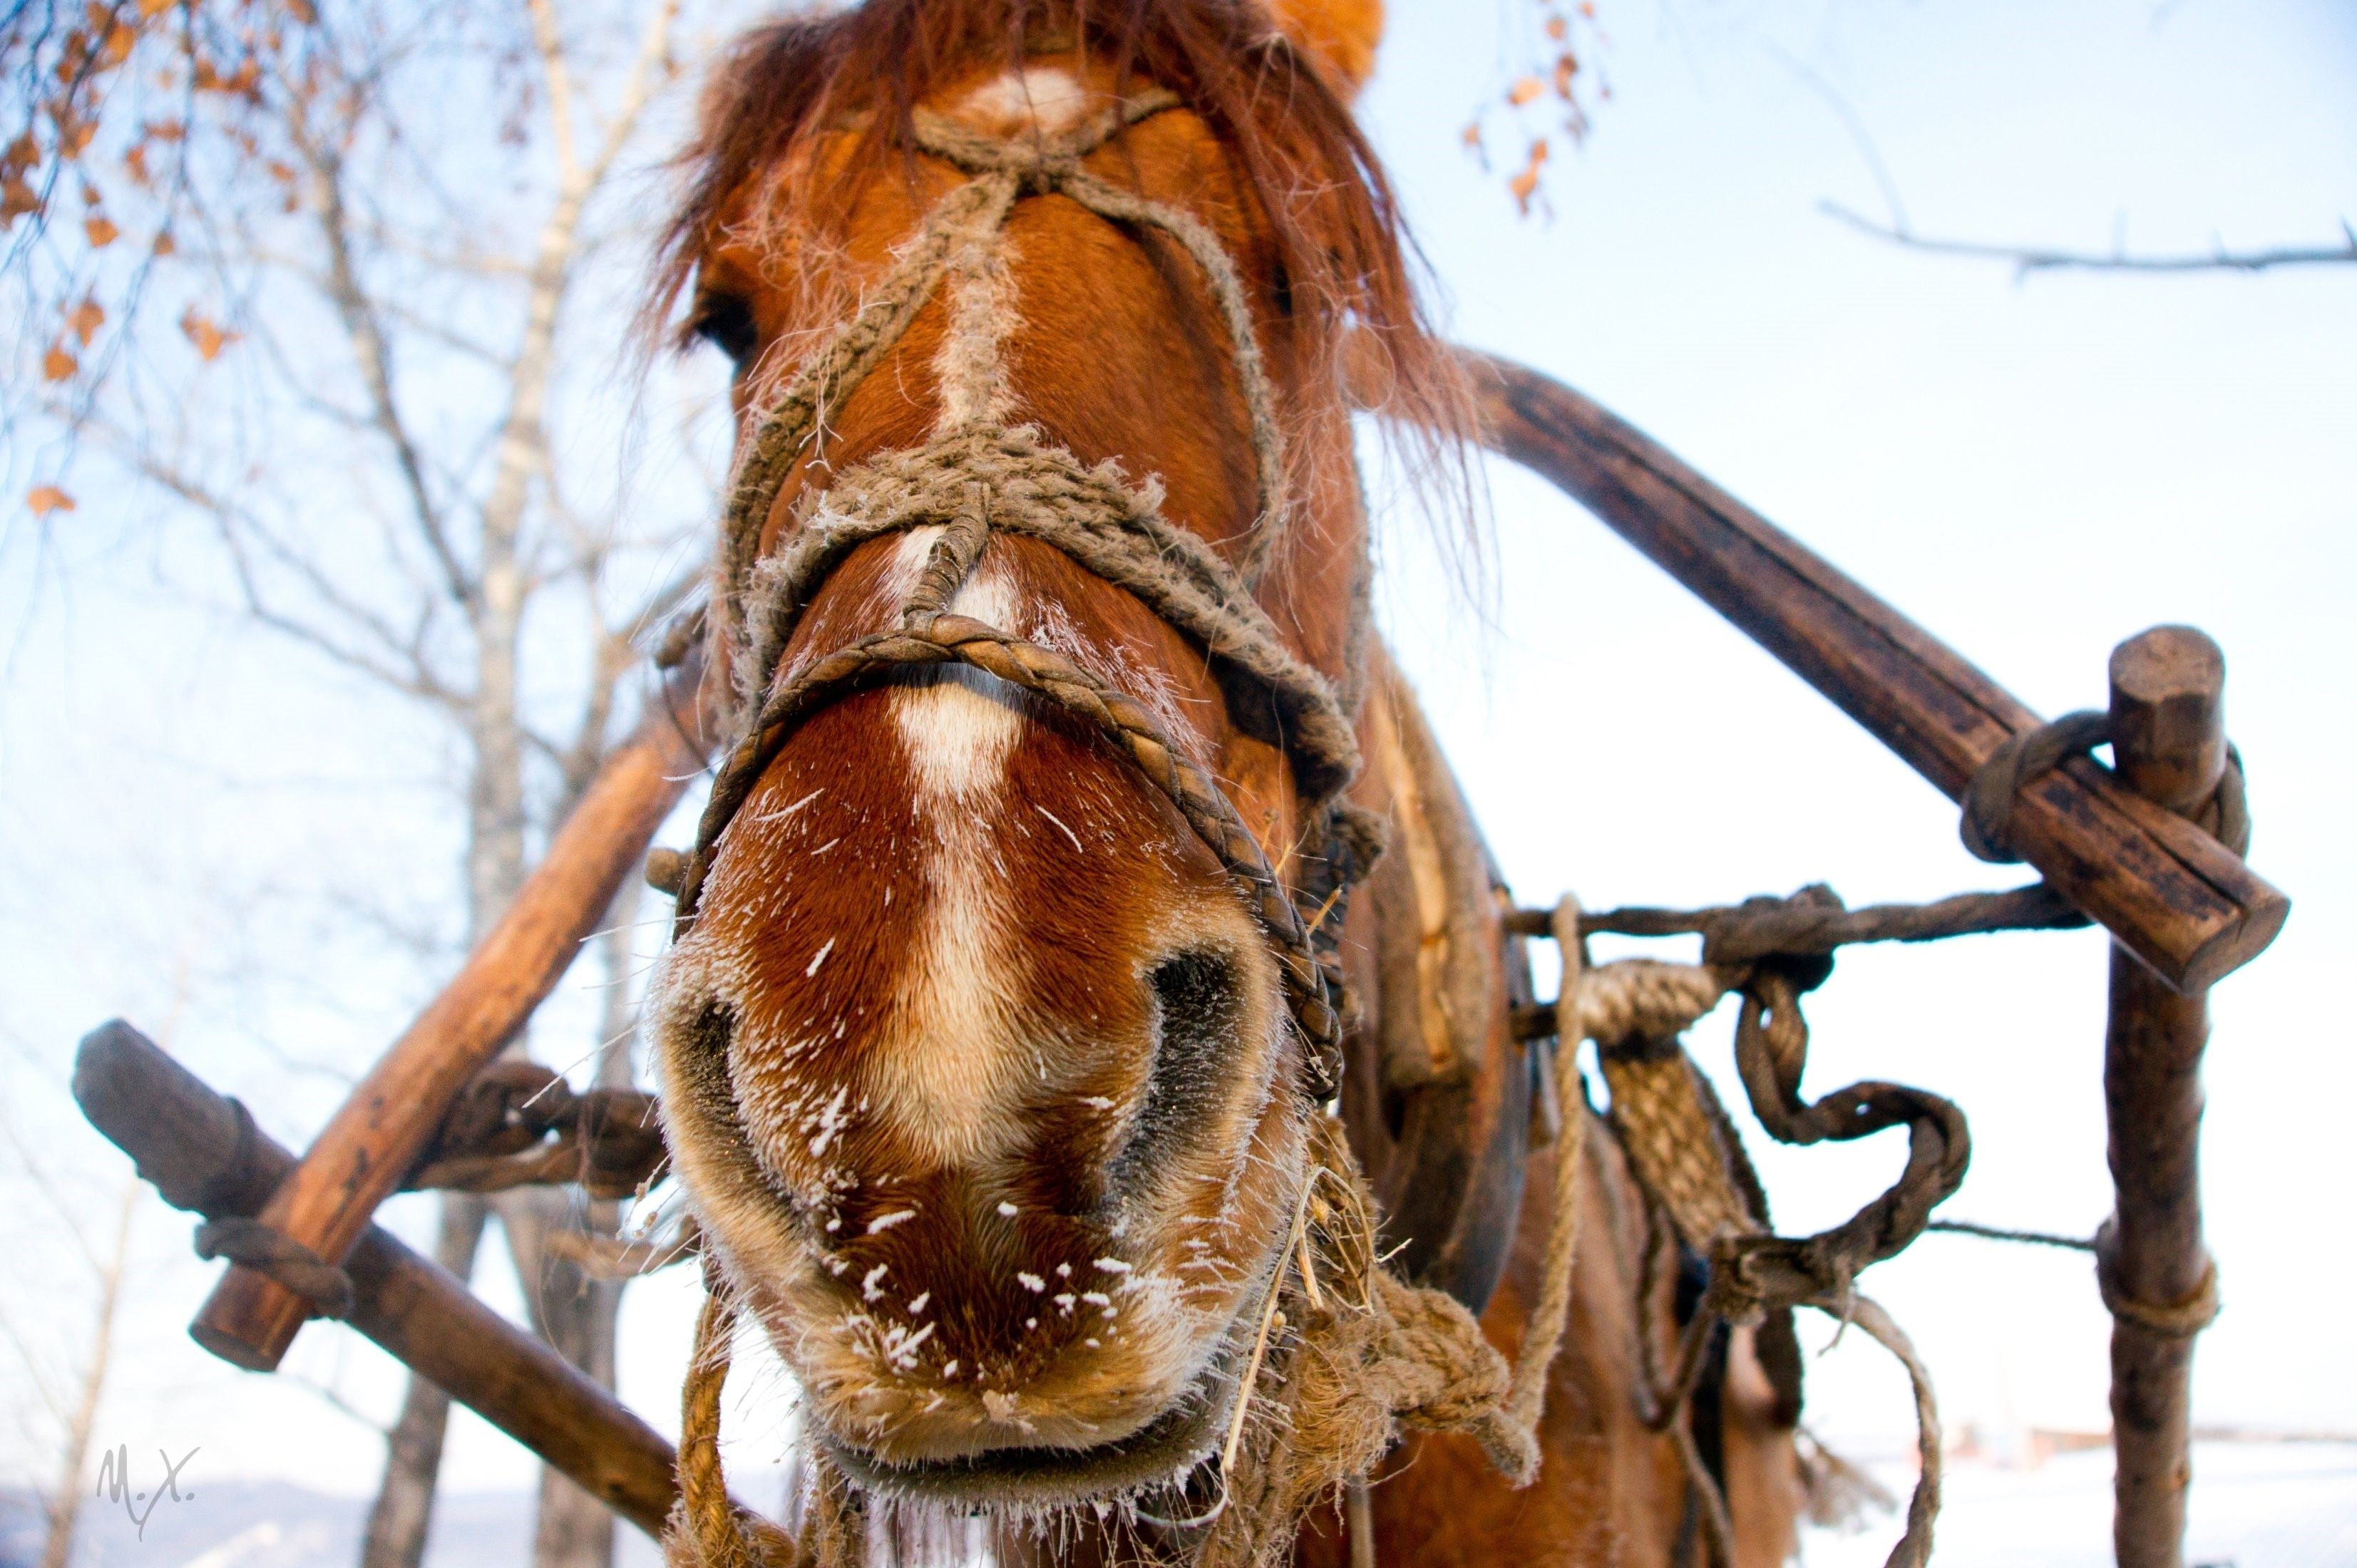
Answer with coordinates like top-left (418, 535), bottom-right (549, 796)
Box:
top-left (1960, 708), bottom-right (2115, 863)
top-left (1962, 709), bottom-right (2254, 864)
top-left (2201, 743), bottom-right (2253, 857)
top-left (2094, 1220), bottom-right (2222, 1338)
top-left (1518, 891), bottom-right (1964, 1568)
top-left (193, 1217), bottom-right (355, 1320)
top-left (907, 89), bottom-right (1182, 179)
top-left (669, 1264), bottom-right (812, 1568)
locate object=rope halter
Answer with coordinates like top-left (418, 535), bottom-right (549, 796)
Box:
top-left (676, 91), bottom-right (1375, 1098)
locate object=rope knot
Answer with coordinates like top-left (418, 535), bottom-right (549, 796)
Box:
top-left (1710, 1234), bottom-right (1855, 1328)
top-left (1015, 153), bottom-right (1084, 191)
top-left (1698, 884), bottom-right (1843, 992)
top-left (193, 1217), bottom-right (355, 1319)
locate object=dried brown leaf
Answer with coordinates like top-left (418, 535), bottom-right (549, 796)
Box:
top-left (1509, 138), bottom-right (1550, 215)
top-left (180, 307), bottom-right (237, 361)
top-left (54, 113), bottom-right (96, 159)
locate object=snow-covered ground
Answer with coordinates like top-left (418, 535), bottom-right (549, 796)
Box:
top-left (1802, 1441), bottom-right (2357, 1568)
top-left (9, 1441), bottom-right (2351, 1567)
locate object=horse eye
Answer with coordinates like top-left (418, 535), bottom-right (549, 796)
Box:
top-left (691, 292), bottom-right (761, 367)
top-left (1268, 258), bottom-right (1295, 319)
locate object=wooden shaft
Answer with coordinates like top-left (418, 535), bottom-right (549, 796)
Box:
top-left (190, 655), bottom-right (716, 1371)
top-left (73, 1021), bottom-right (680, 1539)
top-left (2102, 626), bottom-right (2226, 1568)
top-left (1456, 351), bottom-right (2287, 994)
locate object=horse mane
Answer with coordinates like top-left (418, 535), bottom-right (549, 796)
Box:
top-left (652, 0), bottom-right (1473, 535)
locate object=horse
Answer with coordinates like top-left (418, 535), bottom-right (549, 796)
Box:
top-left (642, 3), bottom-right (1802, 1563)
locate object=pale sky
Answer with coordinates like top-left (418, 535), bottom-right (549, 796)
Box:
top-left (1360, 0), bottom-right (2356, 1457)
top-left (2, 0), bottom-right (2350, 1561)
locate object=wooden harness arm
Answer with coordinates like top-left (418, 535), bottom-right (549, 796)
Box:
top-left (188, 652), bottom-right (719, 1371)
top-left (1457, 349), bottom-right (2286, 994)
top-left (74, 1021), bottom-right (680, 1539)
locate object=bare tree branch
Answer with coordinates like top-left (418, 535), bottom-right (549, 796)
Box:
top-left (0, 1298), bottom-right (71, 1424)
top-left (584, 0), bottom-right (679, 191)
top-left (0, 1109), bottom-right (110, 1280)
top-left (371, 296), bottom-right (514, 368)
top-left (284, 92), bottom-right (479, 610)
top-left (349, 220), bottom-right (532, 279)
top-left (95, 438), bottom-right (473, 711)
top-left (477, 0), bottom-right (679, 574)
top-left (38, 1181), bottom-right (138, 1568)
top-left (1823, 202), bottom-right (2357, 277)
top-left (1767, 45), bottom-right (1909, 237)
top-left (526, 0), bottom-right (583, 192)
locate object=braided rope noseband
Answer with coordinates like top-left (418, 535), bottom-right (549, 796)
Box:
top-left (677, 92), bottom-right (1372, 1097)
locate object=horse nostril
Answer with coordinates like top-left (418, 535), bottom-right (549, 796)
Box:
top-left (1151, 949), bottom-right (1239, 1057)
top-left (1109, 949), bottom-right (1241, 1192)
top-left (676, 999), bottom-right (738, 1103)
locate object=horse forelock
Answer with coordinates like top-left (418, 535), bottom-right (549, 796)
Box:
top-left (652, 0), bottom-right (1472, 504)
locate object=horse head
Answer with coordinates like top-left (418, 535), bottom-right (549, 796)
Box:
top-left (644, 0), bottom-right (1463, 1517)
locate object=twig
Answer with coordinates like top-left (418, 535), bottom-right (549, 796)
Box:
top-left (1823, 202), bottom-right (2357, 277)
top-left (285, 120), bottom-right (476, 609)
top-left (1926, 1219), bottom-right (2095, 1253)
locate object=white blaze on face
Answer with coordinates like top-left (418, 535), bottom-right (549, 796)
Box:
top-left (874, 530), bottom-right (1034, 1168)
top-left (956, 66), bottom-right (1094, 134)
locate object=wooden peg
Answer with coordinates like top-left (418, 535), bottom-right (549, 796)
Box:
top-left (2102, 624), bottom-right (2229, 1568)
top-left (2108, 627), bottom-right (2228, 813)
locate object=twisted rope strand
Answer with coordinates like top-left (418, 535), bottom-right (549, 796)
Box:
top-left (737, 424), bottom-right (1357, 805)
top-left (717, 175), bottom-right (1016, 664)
top-left (1514, 895), bottom-right (1961, 1568)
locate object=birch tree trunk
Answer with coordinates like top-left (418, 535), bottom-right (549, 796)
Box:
top-left (356, 1194), bottom-right (491, 1568)
top-left (516, 881), bottom-right (642, 1568)
top-left (38, 1184), bottom-right (138, 1568)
